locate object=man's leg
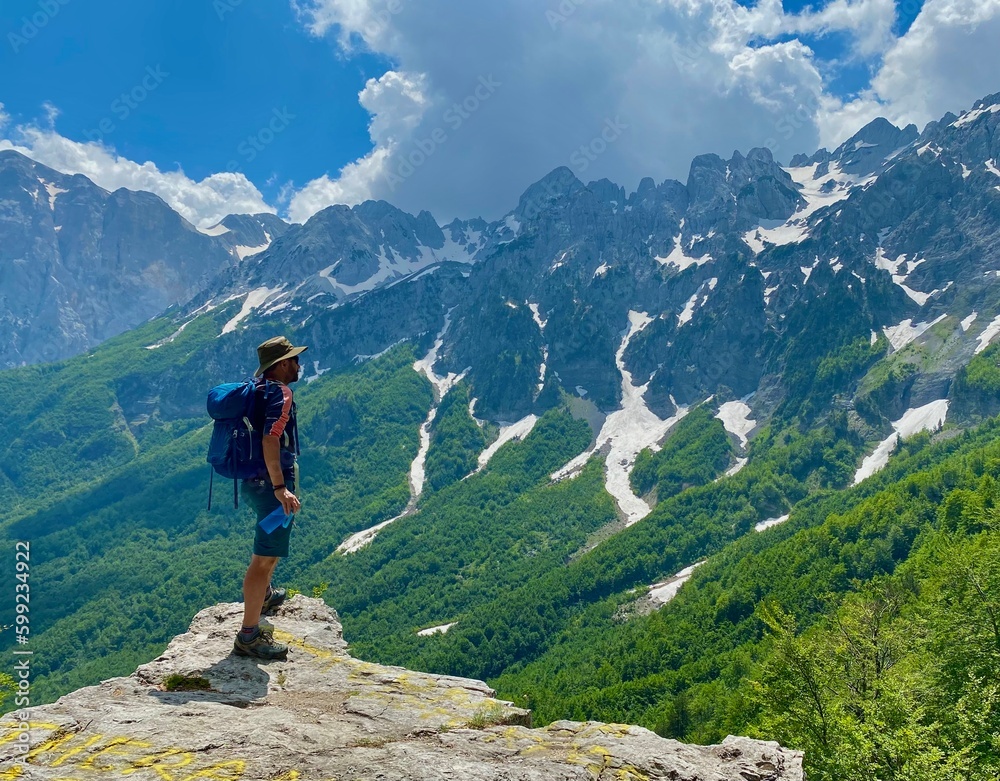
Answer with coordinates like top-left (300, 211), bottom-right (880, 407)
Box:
top-left (242, 554), bottom-right (279, 630)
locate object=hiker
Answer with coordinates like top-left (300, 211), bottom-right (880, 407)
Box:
top-left (233, 336), bottom-right (307, 660)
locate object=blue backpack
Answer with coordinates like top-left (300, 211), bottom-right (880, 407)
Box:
top-left (206, 378), bottom-right (269, 509)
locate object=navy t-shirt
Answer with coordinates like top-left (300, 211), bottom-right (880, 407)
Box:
top-left (256, 378), bottom-right (298, 478)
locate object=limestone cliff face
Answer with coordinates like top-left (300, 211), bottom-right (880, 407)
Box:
top-left (0, 150), bottom-right (237, 367)
top-left (0, 597), bottom-right (803, 780)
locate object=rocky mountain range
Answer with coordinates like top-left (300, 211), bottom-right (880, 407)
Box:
top-left (181, 91), bottom-right (1000, 423)
top-left (5, 91), bottom-right (1000, 520)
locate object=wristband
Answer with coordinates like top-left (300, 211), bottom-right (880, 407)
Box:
top-left (272, 484), bottom-right (286, 492)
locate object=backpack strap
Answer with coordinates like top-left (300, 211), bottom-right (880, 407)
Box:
top-left (249, 378), bottom-right (269, 433)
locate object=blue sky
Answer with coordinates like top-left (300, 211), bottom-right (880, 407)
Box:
top-left (2, 0), bottom-right (995, 226)
top-left (0, 0), bottom-right (386, 205)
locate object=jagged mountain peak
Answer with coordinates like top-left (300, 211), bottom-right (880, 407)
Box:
top-left (513, 165), bottom-right (585, 220)
top-left (829, 117), bottom-right (920, 176)
top-left (204, 212), bottom-right (291, 260)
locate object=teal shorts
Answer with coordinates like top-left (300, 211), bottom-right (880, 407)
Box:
top-left (242, 476), bottom-right (295, 558)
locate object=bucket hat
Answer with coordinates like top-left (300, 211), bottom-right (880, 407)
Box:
top-left (255, 336), bottom-right (308, 377)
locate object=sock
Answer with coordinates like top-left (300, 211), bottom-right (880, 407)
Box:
top-left (239, 625), bottom-right (259, 640)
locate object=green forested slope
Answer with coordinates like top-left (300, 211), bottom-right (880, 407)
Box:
top-left (423, 381), bottom-right (496, 493)
top-left (489, 422), bottom-right (1000, 780)
top-left (384, 417), bottom-right (862, 683)
top-left (310, 410), bottom-right (610, 659)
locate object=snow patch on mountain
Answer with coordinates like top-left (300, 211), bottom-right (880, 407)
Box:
top-left (198, 222), bottom-right (232, 237)
top-left (961, 312), bottom-right (979, 332)
top-left (414, 315), bottom-right (463, 401)
top-left (353, 339), bottom-right (406, 365)
top-left (528, 302), bottom-right (547, 330)
top-left (304, 360), bottom-right (331, 384)
top-left (410, 407), bottom-right (437, 500)
top-left (477, 415), bottom-right (538, 471)
top-left (234, 244), bottom-right (269, 260)
top-left (975, 314), bottom-right (1000, 354)
top-left (144, 319), bottom-right (195, 350)
top-left (339, 320), bottom-right (466, 555)
top-left (677, 278), bottom-right (717, 328)
top-left (952, 103), bottom-right (1000, 128)
top-left (528, 302), bottom-right (548, 396)
top-left (725, 458), bottom-right (748, 477)
top-left (411, 315), bottom-right (466, 499)
top-left (874, 249), bottom-right (940, 304)
top-left (439, 228), bottom-right (485, 262)
top-left (551, 311), bottom-right (690, 526)
top-left (677, 292), bottom-right (700, 327)
top-left (39, 179), bottom-right (67, 210)
top-left (716, 402), bottom-right (755, 449)
top-left (417, 623), bottom-right (456, 636)
top-left (321, 243), bottom-right (477, 302)
top-left (221, 286), bottom-right (285, 335)
top-left (648, 562), bottom-right (706, 606)
top-left (656, 234), bottom-right (712, 271)
top-left (337, 517), bottom-right (398, 554)
top-left (883, 315), bottom-right (947, 352)
top-left (746, 163), bottom-right (873, 252)
top-left (853, 399), bottom-right (950, 484)
top-left (755, 514), bottom-right (790, 532)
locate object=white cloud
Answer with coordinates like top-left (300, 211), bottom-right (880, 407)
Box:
top-left (289, 0), bottom-right (873, 222)
top-left (732, 0), bottom-right (897, 58)
top-left (0, 123), bottom-right (274, 228)
top-left (0, 103), bottom-right (9, 133)
top-left (282, 0), bottom-right (1000, 223)
top-left (872, 0), bottom-right (1000, 123)
top-left (815, 0), bottom-right (1000, 150)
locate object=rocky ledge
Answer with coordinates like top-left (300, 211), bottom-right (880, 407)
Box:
top-left (0, 597), bottom-right (803, 780)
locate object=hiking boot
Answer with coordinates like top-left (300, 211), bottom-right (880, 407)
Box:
top-left (262, 586), bottom-right (287, 614)
top-left (233, 628), bottom-right (288, 660)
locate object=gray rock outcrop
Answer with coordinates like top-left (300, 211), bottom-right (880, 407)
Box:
top-left (0, 597), bottom-right (803, 780)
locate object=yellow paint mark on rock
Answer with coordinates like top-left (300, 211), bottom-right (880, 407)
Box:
top-left (274, 631), bottom-right (343, 664)
top-left (0, 766), bottom-right (23, 779)
top-left (0, 722), bottom-right (60, 747)
top-left (79, 736), bottom-right (153, 770)
top-left (614, 765), bottom-right (650, 781)
top-left (38, 733), bottom-right (104, 766)
top-left (121, 748), bottom-right (196, 779)
top-left (179, 759), bottom-right (246, 780)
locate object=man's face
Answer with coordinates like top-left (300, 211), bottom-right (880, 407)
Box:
top-left (280, 355), bottom-right (301, 383)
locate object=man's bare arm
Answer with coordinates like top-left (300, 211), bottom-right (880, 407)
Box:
top-left (263, 435), bottom-right (300, 514)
